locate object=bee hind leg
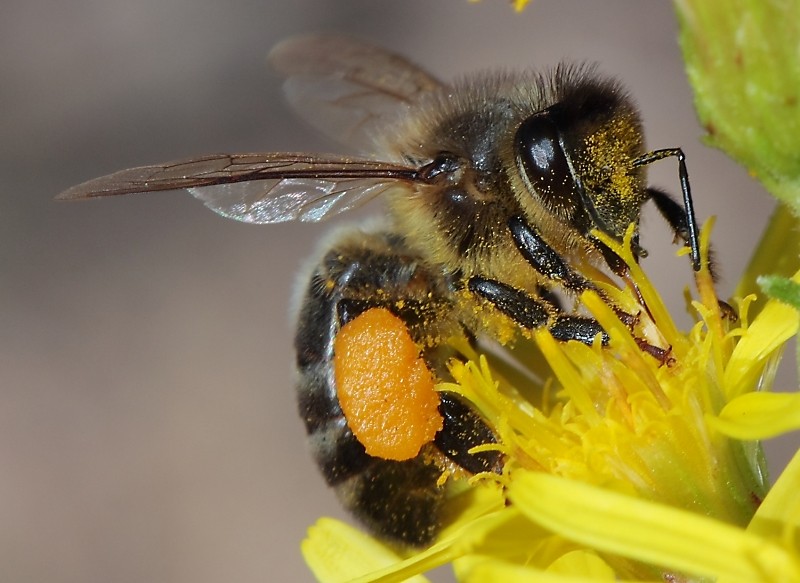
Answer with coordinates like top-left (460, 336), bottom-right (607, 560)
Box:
top-left (435, 392), bottom-right (503, 474)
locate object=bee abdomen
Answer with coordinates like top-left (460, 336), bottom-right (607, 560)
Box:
top-left (334, 456), bottom-right (446, 546)
top-left (296, 362), bottom-right (372, 485)
top-left (297, 351), bottom-right (447, 546)
top-left (293, 229), bottom-right (499, 546)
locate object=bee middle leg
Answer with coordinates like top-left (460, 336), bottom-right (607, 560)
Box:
top-left (462, 215), bottom-right (608, 344)
top-left (467, 276), bottom-right (607, 345)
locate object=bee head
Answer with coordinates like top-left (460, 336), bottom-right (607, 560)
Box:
top-left (514, 75), bottom-right (648, 244)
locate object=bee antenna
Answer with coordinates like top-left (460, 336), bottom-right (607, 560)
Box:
top-left (633, 148), bottom-right (701, 271)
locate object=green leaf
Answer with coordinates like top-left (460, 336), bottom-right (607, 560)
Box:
top-left (674, 0), bottom-right (800, 211)
top-left (734, 204), bottom-right (800, 309)
top-left (758, 275), bottom-right (800, 310)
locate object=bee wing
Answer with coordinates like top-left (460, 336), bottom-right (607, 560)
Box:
top-left (268, 34), bottom-right (443, 151)
top-left (56, 153), bottom-right (422, 224)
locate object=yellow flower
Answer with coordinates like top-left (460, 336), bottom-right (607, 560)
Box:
top-left (301, 222), bottom-right (800, 582)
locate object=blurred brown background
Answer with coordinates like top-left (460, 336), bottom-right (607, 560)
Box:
top-left (2, 1), bottom-right (794, 582)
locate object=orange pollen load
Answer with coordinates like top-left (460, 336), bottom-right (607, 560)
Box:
top-left (333, 307), bottom-right (443, 461)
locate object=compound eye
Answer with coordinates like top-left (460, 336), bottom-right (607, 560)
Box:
top-left (515, 113), bottom-right (580, 217)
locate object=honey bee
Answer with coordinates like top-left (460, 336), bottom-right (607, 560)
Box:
top-left (58, 34), bottom-right (702, 547)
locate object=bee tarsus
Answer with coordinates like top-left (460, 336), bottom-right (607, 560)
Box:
top-left (634, 148), bottom-right (701, 271)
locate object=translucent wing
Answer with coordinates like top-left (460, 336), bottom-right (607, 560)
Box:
top-left (268, 34), bottom-right (443, 150)
top-left (56, 153), bottom-right (423, 224)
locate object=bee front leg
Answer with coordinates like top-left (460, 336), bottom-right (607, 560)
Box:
top-left (508, 216), bottom-right (598, 294)
top-left (508, 215), bottom-right (639, 328)
top-left (505, 216), bottom-right (678, 364)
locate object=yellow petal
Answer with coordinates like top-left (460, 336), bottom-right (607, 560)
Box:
top-left (459, 555), bottom-right (617, 583)
top-left (301, 518), bottom-right (431, 583)
top-left (724, 279), bottom-right (800, 399)
top-left (709, 392), bottom-right (800, 439)
top-left (749, 448), bottom-right (800, 541)
top-left (508, 472), bottom-right (800, 583)
top-left (350, 509), bottom-right (525, 583)
top-left (547, 550), bottom-right (616, 579)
